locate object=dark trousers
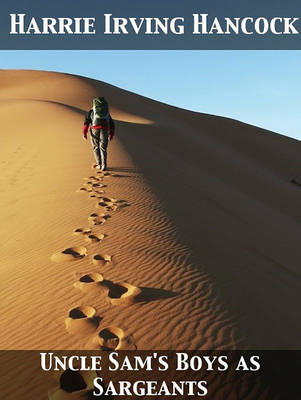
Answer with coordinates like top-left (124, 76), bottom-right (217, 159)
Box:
top-left (90, 127), bottom-right (109, 168)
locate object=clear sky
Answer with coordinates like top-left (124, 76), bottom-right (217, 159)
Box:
top-left (1, 50), bottom-right (300, 140)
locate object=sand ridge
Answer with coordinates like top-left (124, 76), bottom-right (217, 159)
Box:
top-left (0, 69), bottom-right (300, 350)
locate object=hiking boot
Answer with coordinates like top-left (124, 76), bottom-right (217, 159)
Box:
top-left (96, 165), bottom-right (102, 170)
top-left (101, 165), bottom-right (107, 171)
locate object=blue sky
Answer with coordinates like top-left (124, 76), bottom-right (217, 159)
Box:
top-left (1, 50), bottom-right (300, 140)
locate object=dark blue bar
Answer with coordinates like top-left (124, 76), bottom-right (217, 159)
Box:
top-left (0, 0), bottom-right (300, 49)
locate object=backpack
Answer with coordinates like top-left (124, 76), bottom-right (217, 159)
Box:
top-left (92, 97), bottom-right (110, 126)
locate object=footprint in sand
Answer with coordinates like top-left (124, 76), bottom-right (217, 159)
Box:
top-left (65, 306), bottom-right (100, 335)
top-left (95, 171), bottom-right (111, 177)
top-left (96, 198), bottom-right (118, 212)
top-left (91, 177), bottom-right (102, 182)
top-left (91, 163), bottom-right (110, 173)
top-left (79, 272), bottom-right (104, 283)
top-left (89, 192), bottom-right (105, 198)
top-left (81, 182), bottom-right (106, 191)
top-left (51, 247), bottom-right (87, 262)
top-left (91, 280), bottom-right (141, 305)
top-left (74, 272), bottom-right (105, 293)
top-left (77, 186), bottom-right (93, 193)
top-left (69, 306), bottom-right (96, 319)
top-left (106, 281), bottom-right (142, 306)
top-left (91, 182), bottom-right (107, 189)
top-left (48, 370), bottom-right (97, 399)
top-left (88, 212), bottom-right (108, 226)
top-left (91, 185), bottom-right (107, 191)
top-left (98, 326), bottom-right (124, 350)
top-left (96, 197), bottom-right (129, 211)
top-left (97, 201), bottom-right (114, 207)
top-left (99, 196), bottom-right (118, 203)
top-left (73, 227), bottom-right (92, 236)
top-left (87, 280), bottom-right (141, 305)
top-left (85, 233), bottom-right (106, 243)
top-left (92, 253), bottom-right (112, 266)
top-left (86, 326), bottom-right (136, 350)
top-left (97, 326), bottom-right (137, 350)
top-left (84, 177), bottom-right (104, 184)
top-left (86, 175), bottom-right (100, 180)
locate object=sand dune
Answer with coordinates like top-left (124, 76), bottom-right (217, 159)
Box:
top-left (0, 69), bottom-right (300, 351)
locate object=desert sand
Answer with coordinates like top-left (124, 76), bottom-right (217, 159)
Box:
top-left (0, 69), bottom-right (300, 351)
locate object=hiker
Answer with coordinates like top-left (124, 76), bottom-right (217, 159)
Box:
top-left (82, 96), bottom-right (115, 171)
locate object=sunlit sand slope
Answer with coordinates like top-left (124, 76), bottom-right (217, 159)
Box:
top-left (0, 70), bottom-right (300, 350)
